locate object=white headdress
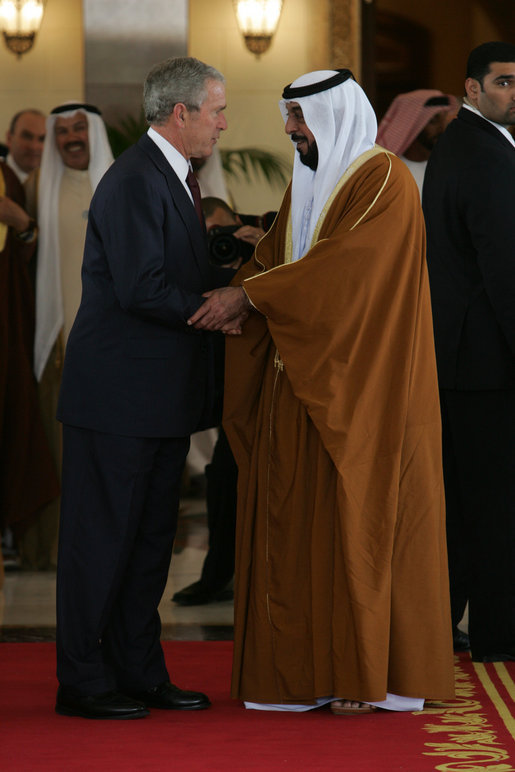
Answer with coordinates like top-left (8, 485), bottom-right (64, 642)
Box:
top-left (196, 146), bottom-right (230, 202)
top-left (279, 70), bottom-right (377, 261)
top-left (34, 102), bottom-right (114, 380)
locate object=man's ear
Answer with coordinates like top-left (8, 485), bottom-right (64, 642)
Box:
top-left (465, 77), bottom-right (480, 104)
top-left (172, 102), bottom-right (188, 127)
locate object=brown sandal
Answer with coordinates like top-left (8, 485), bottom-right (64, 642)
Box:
top-left (330, 700), bottom-right (378, 716)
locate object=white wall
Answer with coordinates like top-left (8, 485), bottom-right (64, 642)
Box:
top-left (0, 0), bottom-right (84, 136)
top-left (189, 0), bottom-right (329, 214)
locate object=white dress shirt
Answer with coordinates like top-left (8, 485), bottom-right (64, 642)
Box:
top-left (147, 127), bottom-right (194, 202)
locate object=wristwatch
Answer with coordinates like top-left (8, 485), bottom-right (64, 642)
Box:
top-left (17, 218), bottom-right (38, 243)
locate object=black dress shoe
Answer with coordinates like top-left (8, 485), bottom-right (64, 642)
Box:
top-left (473, 652), bottom-right (515, 662)
top-left (55, 686), bottom-right (149, 719)
top-left (129, 681), bottom-right (211, 710)
top-left (453, 627), bottom-right (470, 652)
top-left (172, 580), bottom-right (233, 606)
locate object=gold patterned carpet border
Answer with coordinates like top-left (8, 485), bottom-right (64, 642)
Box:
top-left (417, 652), bottom-right (515, 771)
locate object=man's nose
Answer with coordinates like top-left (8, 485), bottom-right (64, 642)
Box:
top-left (285, 116), bottom-right (297, 134)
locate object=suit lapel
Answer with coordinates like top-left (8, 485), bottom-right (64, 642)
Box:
top-left (458, 107), bottom-right (515, 152)
top-left (137, 134), bottom-right (211, 283)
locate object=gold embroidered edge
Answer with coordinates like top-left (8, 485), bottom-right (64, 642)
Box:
top-left (417, 655), bottom-right (515, 770)
top-left (310, 145), bottom-right (391, 245)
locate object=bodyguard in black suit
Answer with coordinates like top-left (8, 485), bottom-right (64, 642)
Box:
top-left (54, 57), bottom-right (249, 719)
top-left (423, 42), bottom-right (515, 662)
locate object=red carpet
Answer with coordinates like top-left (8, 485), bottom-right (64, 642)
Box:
top-left (1, 642), bottom-right (514, 771)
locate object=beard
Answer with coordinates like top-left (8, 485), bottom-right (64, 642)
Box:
top-left (291, 134), bottom-right (319, 170)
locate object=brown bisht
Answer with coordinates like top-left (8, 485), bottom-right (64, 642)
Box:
top-left (224, 149), bottom-right (455, 705)
top-left (0, 163), bottom-right (59, 534)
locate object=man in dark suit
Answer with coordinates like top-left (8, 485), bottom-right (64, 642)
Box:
top-left (55, 57), bottom-right (249, 719)
top-left (423, 41), bottom-right (515, 663)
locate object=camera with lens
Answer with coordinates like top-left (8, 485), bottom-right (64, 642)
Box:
top-left (207, 225), bottom-right (255, 266)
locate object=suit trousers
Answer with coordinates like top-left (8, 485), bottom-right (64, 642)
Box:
top-left (56, 424), bottom-right (189, 695)
top-left (440, 389), bottom-right (515, 659)
top-left (200, 427), bottom-right (238, 591)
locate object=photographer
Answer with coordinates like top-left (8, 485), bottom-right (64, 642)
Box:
top-left (203, 196), bottom-right (265, 268)
top-left (172, 197), bottom-right (265, 607)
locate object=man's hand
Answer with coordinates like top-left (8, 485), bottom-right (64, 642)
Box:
top-left (233, 224), bottom-right (264, 246)
top-left (220, 310), bottom-right (250, 335)
top-left (188, 286), bottom-right (251, 331)
top-left (0, 195), bottom-right (31, 233)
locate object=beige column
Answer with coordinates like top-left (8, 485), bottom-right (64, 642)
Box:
top-left (329, 0), bottom-right (363, 78)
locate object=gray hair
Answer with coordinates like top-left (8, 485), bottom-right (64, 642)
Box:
top-left (143, 56), bottom-right (225, 126)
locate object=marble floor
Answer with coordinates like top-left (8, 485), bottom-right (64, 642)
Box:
top-left (0, 488), bottom-right (234, 642)
top-left (0, 463), bottom-right (469, 643)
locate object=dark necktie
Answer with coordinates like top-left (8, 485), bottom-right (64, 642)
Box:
top-left (186, 167), bottom-right (204, 228)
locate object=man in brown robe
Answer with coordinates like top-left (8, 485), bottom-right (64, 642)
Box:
top-left (189, 69), bottom-right (455, 713)
top-left (0, 162), bottom-right (59, 575)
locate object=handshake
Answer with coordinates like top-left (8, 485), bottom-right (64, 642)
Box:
top-left (187, 285), bottom-right (253, 335)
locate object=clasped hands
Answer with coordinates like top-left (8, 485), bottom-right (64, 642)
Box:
top-left (188, 286), bottom-right (251, 335)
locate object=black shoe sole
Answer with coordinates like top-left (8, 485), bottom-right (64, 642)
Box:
top-left (145, 704), bottom-right (210, 710)
top-left (55, 705), bottom-right (150, 719)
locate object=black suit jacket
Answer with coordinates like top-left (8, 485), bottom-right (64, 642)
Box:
top-left (58, 134), bottom-right (231, 437)
top-left (422, 107), bottom-right (515, 389)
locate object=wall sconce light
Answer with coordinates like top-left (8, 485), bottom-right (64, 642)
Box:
top-left (233, 0), bottom-right (283, 57)
top-left (0, 0), bottom-right (46, 58)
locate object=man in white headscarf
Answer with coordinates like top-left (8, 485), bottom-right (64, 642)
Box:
top-left (190, 69), bottom-right (455, 715)
top-left (21, 102), bottom-right (113, 570)
top-left (28, 102), bottom-right (114, 381)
